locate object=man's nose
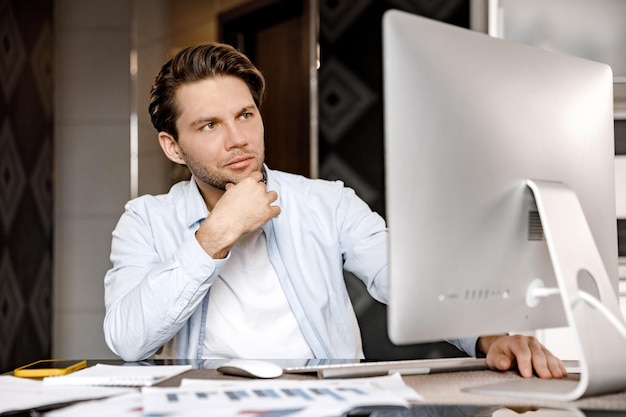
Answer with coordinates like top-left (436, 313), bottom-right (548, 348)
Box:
top-left (224, 124), bottom-right (248, 148)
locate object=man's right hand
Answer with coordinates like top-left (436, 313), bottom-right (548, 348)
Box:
top-left (195, 171), bottom-right (281, 259)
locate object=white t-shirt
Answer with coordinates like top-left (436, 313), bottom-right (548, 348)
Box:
top-left (203, 229), bottom-right (314, 359)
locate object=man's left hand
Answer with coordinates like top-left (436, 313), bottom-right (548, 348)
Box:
top-left (477, 334), bottom-right (568, 379)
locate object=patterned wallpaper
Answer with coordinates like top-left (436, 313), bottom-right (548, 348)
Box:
top-left (317, 0), bottom-right (470, 359)
top-left (0, 0), bottom-right (54, 373)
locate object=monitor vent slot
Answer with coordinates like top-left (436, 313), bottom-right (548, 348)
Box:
top-left (463, 288), bottom-right (510, 301)
top-left (465, 289), bottom-right (489, 301)
top-left (528, 210), bottom-right (544, 241)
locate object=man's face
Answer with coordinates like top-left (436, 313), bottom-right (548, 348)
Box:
top-left (169, 75), bottom-right (265, 190)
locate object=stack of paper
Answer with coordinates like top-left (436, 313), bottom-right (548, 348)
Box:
top-left (0, 375), bottom-right (134, 415)
top-left (0, 364), bottom-right (191, 415)
top-left (43, 364), bottom-right (192, 387)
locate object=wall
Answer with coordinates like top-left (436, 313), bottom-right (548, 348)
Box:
top-left (52, 0), bottom-right (252, 360)
top-left (53, 0), bottom-right (132, 359)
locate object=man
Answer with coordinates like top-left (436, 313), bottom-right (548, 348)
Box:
top-left (104, 42), bottom-right (566, 379)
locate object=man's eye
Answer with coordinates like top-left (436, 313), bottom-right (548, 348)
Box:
top-left (202, 122), bottom-right (215, 130)
top-left (241, 112), bottom-right (252, 119)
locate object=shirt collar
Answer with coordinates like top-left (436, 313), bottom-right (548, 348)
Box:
top-left (183, 176), bottom-right (209, 227)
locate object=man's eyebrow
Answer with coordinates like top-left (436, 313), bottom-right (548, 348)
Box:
top-left (189, 105), bottom-right (257, 127)
top-left (239, 105), bottom-right (257, 113)
top-left (190, 117), bottom-right (216, 127)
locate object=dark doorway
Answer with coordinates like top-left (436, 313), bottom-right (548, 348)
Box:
top-left (219, 0), bottom-right (317, 177)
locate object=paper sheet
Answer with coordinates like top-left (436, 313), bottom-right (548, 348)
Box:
top-left (43, 392), bottom-right (143, 417)
top-left (0, 375), bottom-right (134, 415)
top-left (141, 373), bottom-right (418, 417)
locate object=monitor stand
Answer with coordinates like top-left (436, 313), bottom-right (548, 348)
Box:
top-left (467, 179), bottom-right (626, 401)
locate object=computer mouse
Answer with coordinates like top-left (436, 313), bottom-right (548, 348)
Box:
top-left (216, 359), bottom-right (284, 379)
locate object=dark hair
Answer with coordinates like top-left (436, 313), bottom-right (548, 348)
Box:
top-left (148, 42), bottom-right (266, 139)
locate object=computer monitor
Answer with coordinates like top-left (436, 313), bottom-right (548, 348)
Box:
top-left (382, 9), bottom-right (626, 400)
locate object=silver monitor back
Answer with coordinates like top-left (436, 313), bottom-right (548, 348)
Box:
top-left (382, 9), bottom-right (626, 401)
top-left (383, 10), bottom-right (617, 346)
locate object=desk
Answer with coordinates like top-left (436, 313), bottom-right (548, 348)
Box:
top-left (5, 362), bottom-right (626, 416)
top-left (157, 368), bottom-right (626, 412)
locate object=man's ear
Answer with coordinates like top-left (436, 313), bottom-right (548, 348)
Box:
top-left (158, 132), bottom-right (186, 165)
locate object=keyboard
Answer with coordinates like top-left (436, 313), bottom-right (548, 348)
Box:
top-left (283, 357), bottom-right (489, 379)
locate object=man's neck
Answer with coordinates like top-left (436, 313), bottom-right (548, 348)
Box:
top-left (194, 178), bottom-right (225, 212)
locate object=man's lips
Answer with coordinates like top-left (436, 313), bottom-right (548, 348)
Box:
top-left (225, 154), bottom-right (255, 169)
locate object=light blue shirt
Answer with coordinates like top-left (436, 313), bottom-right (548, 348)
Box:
top-left (103, 167), bottom-right (478, 361)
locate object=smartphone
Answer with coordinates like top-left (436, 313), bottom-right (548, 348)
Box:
top-left (13, 359), bottom-right (87, 378)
